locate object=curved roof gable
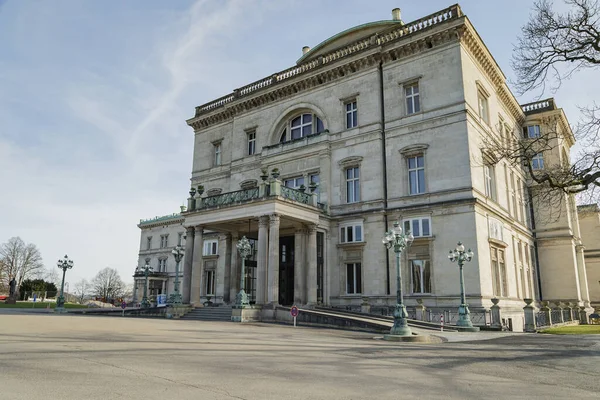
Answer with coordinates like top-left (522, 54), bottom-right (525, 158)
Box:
top-left (296, 20), bottom-right (403, 65)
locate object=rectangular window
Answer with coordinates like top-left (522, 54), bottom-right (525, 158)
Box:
top-left (247, 131), bottom-right (256, 155)
top-left (205, 270), bottom-right (215, 296)
top-left (410, 260), bottom-right (431, 294)
top-left (403, 217), bottom-right (431, 238)
top-left (345, 100), bottom-right (358, 129)
top-left (407, 155), bottom-right (425, 195)
top-left (491, 246), bottom-right (506, 297)
top-left (203, 240), bottom-right (218, 256)
top-left (524, 125), bottom-right (541, 138)
top-left (478, 92), bottom-right (489, 125)
top-left (160, 235), bottom-right (169, 249)
top-left (345, 167), bottom-right (360, 203)
top-left (532, 153), bottom-right (544, 170)
top-left (158, 259), bottom-right (167, 272)
top-left (340, 223), bottom-right (363, 243)
top-left (405, 83), bottom-right (420, 115)
top-left (284, 176), bottom-right (305, 189)
top-left (178, 233), bottom-right (183, 246)
top-left (146, 237), bottom-right (152, 250)
top-left (214, 143), bottom-right (222, 166)
top-left (346, 263), bottom-right (362, 294)
top-left (510, 172), bottom-right (517, 218)
top-left (484, 164), bottom-right (496, 200)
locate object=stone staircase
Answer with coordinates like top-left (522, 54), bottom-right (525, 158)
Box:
top-left (181, 306), bottom-right (232, 322)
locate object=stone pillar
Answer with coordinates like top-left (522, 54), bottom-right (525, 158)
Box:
top-left (215, 234), bottom-right (228, 304)
top-left (415, 298), bottom-right (426, 321)
top-left (523, 298), bottom-right (537, 332)
top-left (490, 298), bottom-right (502, 329)
top-left (361, 297), bottom-right (371, 314)
top-left (306, 224), bottom-right (318, 306)
top-left (294, 229), bottom-right (306, 305)
top-left (223, 234), bottom-right (232, 303)
top-left (575, 244), bottom-right (590, 307)
top-left (229, 234), bottom-right (239, 303)
top-left (190, 226), bottom-right (204, 306)
top-left (182, 226), bottom-right (195, 304)
top-left (256, 216), bottom-right (269, 304)
top-left (267, 214), bottom-right (280, 305)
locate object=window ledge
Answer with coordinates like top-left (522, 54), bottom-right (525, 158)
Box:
top-left (203, 255), bottom-right (219, 259)
top-left (339, 294), bottom-right (363, 298)
top-left (337, 242), bottom-right (365, 248)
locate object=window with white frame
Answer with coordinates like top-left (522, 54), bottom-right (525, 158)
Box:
top-left (483, 164), bottom-right (496, 200)
top-left (214, 142), bottom-right (222, 166)
top-left (247, 130), bottom-right (256, 155)
top-left (345, 166), bottom-right (360, 203)
top-left (284, 176), bottom-right (305, 189)
top-left (478, 91), bottom-right (490, 125)
top-left (410, 260), bottom-right (431, 294)
top-left (279, 113), bottom-right (324, 142)
top-left (405, 82), bottom-right (420, 115)
top-left (340, 222), bottom-right (363, 243)
top-left (403, 217), bottom-right (431, 238)
top-left (205, 270), bottom-right (215, 296)
top-left (491, 246), bottom-right (507, 297)
top-left (160, 235), bottom-right (169, 248)
top-left (346, 263), bottom-right (362, 294)
top-left (146, 236), bottom-right (152, 250)
top-left (203, 240), bottom-right (218, 256)
top-left (345, 100), bottom-right (358, 129)
top-left (532, 153), bottom-right (544, 170)
top-left (525, 125), bottom-right (541, 138)
top-left (407, 155), bottom-right (425, 195)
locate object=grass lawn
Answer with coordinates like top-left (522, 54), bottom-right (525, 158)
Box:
top-left (0, 302), bottom-right (87, 309)
top-left (540, 325), bottom-right (600, 334)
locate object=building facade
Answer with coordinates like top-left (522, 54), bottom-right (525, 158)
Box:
top-left (134, 5), bottom-right (596, 330)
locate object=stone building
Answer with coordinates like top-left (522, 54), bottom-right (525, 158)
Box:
top-left (134, 5), bottom-right (596, 330)
top-left (578, 204), bottom-right (600, 310)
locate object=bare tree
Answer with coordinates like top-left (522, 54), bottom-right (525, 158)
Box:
top-left (504, 0), bottom-right (600, 205)
top-left (0, 237), bottom-right (45, 294)
top-left (91, 268), bottom-right (125, 300)
top-left (74, 279), bottom-right (89, 304)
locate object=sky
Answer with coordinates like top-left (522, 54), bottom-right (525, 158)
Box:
top-left (0, 0), bottom-right (597, 286)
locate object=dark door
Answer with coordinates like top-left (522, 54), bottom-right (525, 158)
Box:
top-left (279, 236), bottom-right (295, 305)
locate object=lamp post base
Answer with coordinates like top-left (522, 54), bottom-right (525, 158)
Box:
top-left (456, 304), bottom-right (480, 331)
top-left (389, 304), bottom-right (412, 336)
top-left (169, 292), bottom-right (183, 306)
top-left (235, 290), bottom-right (249, 308)
top-left (55, 295), bottom-right (66, 313)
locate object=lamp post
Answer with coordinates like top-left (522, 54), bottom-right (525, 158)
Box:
top-left (448, 242), bottom-right (477, 329)
top-left (382, 221), bottom-right (414, 336)
top-left (139, 262), bottom-right (153, 308)
top-left (56, 255), bottom-right (74, 313)
top-left (170, 244), bottom-right (184, 305)
top-left (235, 236), bottom-right (252, 307)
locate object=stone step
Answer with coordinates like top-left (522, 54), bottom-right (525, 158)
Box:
top-left (181, 307), bottom-right (233, 321)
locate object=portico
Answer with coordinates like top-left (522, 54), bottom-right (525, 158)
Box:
top-left (181, 176), bottom-right (325, 308)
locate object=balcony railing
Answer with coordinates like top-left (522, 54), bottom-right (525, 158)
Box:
top-left (280, 186), bottom-right (311, 205)
top-left (200, 187), bottom-right (260, 209)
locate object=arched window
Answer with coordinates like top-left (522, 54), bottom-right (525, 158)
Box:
top-left (279, 113), bottom-right (324, 143)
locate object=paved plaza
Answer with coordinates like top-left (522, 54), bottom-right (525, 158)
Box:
top-left (0, 313), bottom-right (599, 399)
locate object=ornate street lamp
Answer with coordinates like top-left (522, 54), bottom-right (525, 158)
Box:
top-left (170, 244), bottom-right (184, 305)
top-left (235, 236), bottom-right (252, 307)
top-left (382, 221), bottom-right (414, 336)
top-left (139, 262), bottom-right (153, 308)
top-left (448, 242), bottom-right (477, 329)
top-left (56, 255), bottom-right (74, 313)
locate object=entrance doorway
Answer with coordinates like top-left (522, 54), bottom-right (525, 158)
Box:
top-left (279, 236), bottom-right (295, 305)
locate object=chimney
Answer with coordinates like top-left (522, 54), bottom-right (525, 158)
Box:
top-left (391, 8), bottom-right (401, 21)
top-left (302, 46), bottom-right (311, 55)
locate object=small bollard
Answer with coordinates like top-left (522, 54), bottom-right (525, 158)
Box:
top-left (440, 315), bottom-right (444, 332)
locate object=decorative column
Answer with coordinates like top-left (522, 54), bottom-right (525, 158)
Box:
top-left (215, 234), bottom-right (228, 304)
top-left (182, 226), bottom-right (195, 304)
top-left (229, 234), bottom-right (240, 303)
top-left (223, 234), bottom-right (232, 303)
top-left (294, 229), bottom-right (306, 304)
top-left (523, 298), bottom-right (537, 332)
top-left (190, 226), bottom-right (204, 306)
top-left (256, 216), bottom-right (269, 305)
top-left (306, 224), bottom-right (318, 306)
top-left (267, 214), bottom-right (280, 305)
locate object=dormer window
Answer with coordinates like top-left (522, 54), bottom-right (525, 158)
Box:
top-left (279, 113), bottom-right (324, 143)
